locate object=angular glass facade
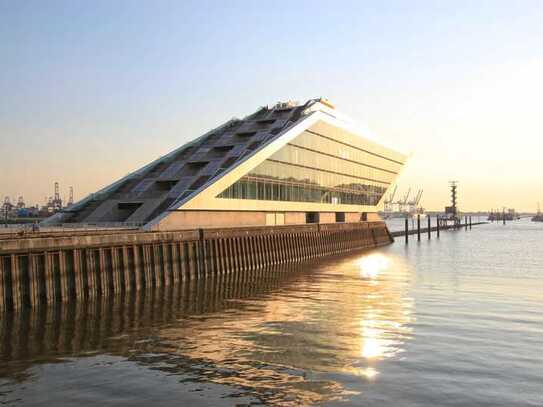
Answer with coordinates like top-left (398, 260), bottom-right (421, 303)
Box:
top-left (217, 129), bottom-right (402, 206)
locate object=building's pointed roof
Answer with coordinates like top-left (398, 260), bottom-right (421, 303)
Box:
top-left (43, 99), bottom-right (327, 227)
top-left (43, 97), bottom-right (407, 229)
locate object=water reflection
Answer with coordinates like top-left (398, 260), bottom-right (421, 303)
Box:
top-left (357, 253), bottom-right (390, 280)
top-left (0, 250), bottom-right (414, 406)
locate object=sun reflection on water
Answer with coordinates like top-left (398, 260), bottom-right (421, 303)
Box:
top-left (355, 251), bottom-right (415, 381)
top-left (357, 253), bottom-right (390, 280)
top-left (361, 366), bottom-right (379, 380)
top-left (0, 250), bottom-right (416, 406)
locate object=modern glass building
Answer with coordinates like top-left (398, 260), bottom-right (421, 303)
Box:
top-left (44, 99), bottom-right (407, 230)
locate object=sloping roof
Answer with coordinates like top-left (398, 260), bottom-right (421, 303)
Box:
top-left (44, 99), bottom-right (326, 227)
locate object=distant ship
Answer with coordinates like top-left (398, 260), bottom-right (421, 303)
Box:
top-left (488, 208), bottom-right (519, 221)
top-left (532, 203), bottom-right (543, 222)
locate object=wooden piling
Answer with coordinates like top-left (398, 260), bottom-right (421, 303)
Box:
top-left (134, 245), bottom-right (144, 290)
top-left (13, 255), bottom-right (25, 309)
top-left (2, 256), bottom-right (13, 313)
top-left (123, 246), bottom-right (134, 290)
top-left (182, 242), bottom-right (191, 280)
top-left (44, 253), bottom-right (55, 303)
top-left (0, 256), bottom-right (6, 312)
top-left (29, 253), bottom-right (46, 306)
top-left (63, 250), bottom-right (76, 300)
top-left (188, 241), bottom-right (198, 278)
top-left (143, 245), bottom-right (153, 287)
top-left (417, 215), bottom-right (421, 241)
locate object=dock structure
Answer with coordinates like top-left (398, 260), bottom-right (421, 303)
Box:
top-left (392, 216), bottom-right (486, 242)
top-left (0, 221), bottom-right (391, 312)
top-left (1, 98), bottom-right (409, 312)
top-left (0, 264), bottom-right (311, 372)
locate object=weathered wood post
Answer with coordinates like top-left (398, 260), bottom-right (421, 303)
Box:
top-left (437, 217), bottom-right (440, 238)
top-left (427, 216), bottom-right (431, 239)
top-left (197, 229), bottom-right (205, 275)
top-left (469, 216), bottom-right (472, 229)
top-left (404, 218), bottom-right (408, 244)
top-left (0, 256), bottom-right (5, 312)
top-left (417, 215), bottom-right (421, 241)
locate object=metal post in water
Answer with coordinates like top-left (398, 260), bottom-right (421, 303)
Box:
top-left (405, 218), bottom-right (408, 244)
top-left (417, 214), bottom-right (421, 241)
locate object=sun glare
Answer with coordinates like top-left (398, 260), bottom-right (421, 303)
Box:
top-left (357, 254), bottom-right (390, 279)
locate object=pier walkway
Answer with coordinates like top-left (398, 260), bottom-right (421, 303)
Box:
top-left (390, 221), bottom-right (488, 239)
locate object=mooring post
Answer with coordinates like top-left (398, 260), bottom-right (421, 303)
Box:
top-left (427, 216), bottom-right (431, 239)
top-left (436, 217), bottom-right (440, 238)
top-left (469, 216), bottom-right (472, 229)
top-left (417, 215), bottom-right (421, 241)
top-left (465, 216), bottom-right (468, 231)
top-left (405, 218), bottom-right (408, 244)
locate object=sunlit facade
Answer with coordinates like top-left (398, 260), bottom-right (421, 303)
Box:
top-left (218, 129), bottom-right (400, 206)
top-left (44, 98), bottom-right (407, 230)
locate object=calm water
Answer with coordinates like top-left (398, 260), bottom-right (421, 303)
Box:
top-left (1, 220), bottom-right (542, 406)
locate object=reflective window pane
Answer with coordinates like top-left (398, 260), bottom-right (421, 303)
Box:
top-left (217, 130), bottom-right (399, 206)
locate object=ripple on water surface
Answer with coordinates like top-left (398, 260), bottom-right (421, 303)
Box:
top-left (1, 220), bottom-right (542, 406)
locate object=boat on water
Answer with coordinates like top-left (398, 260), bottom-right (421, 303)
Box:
top-left (488, 208), bottom-right (519, 221)
top-left (532, 203), bottom-right (543, 222)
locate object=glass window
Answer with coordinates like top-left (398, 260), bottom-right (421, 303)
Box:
top-left (217, 129), bottom-right (397, 206)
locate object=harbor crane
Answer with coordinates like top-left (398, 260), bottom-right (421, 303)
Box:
top-left (408, 189), bottom-right (423, 213)
top-left (382, 186), bottom-right (425, 217)
top-left (383, 185), bottom-right (397, 213)
top-left (396, 188), bottom-right (411, 213)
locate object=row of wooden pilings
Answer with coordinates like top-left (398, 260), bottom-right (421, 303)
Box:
top-left (0, 221), bottom-right (392, 312)
top-left (0, 266), bottom-right (306, 365)
top-left (390, 215), bottom-right (487, 243)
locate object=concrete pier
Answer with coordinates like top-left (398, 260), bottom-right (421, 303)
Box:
top-left (0, 221), bottom-right (391, 312)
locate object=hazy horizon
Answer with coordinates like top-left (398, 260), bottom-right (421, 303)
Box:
top-left (2, 1), bottom-right (542, 212)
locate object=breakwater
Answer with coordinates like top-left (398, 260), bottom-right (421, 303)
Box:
top-left (0, 221), bottom-right (392, 312)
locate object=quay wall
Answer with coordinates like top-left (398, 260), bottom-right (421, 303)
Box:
top-left (0, 221), bottom-right (392, 312)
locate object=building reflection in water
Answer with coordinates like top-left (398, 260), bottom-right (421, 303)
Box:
top-left (0, 249), bottom-right (414, 405)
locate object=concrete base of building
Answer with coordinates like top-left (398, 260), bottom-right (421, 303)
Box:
top-left (155, 210), bottom-right (382, 230)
